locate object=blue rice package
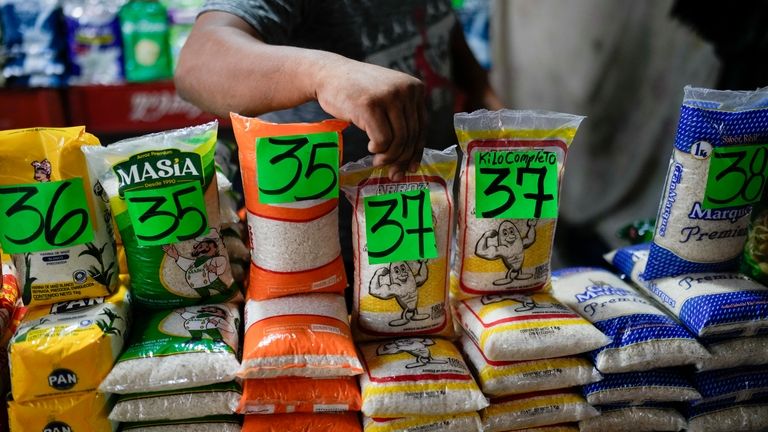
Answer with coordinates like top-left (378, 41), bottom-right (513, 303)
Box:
top-left (696, 336), bottom-right (768, 371)
top-left (605, 244), bottom-right (768, 340)
top-left (579, 402), bottom-right (687, 432)
top-left (686, 398), bottom-right (768, 432)
top-left (63, 0), bottom-right (125, 84)
top-left (552, 268), bottom-right (709, 374)
top-left (0, 0), bottom-right (67, 86)
top-left (692, 367), bottom-right (768, 405)
top-left (582, 369), bottom-right (701, 406)
top-left (646, 86), bottom-right (768, 279)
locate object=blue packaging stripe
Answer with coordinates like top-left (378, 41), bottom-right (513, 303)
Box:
top-left (590, 314), bottom-right (698, 362)
top-left (597, 402), bottom-right (679, 411)
top-left (608, 243), bottom-right (649, 277)
top-left (694, 367), bottom-right (768, 400)
top-left (679, 291), bottom-right (768, 336)
top-left (674, 104), bottom-right (768, 153)
top-left (644, 244), bottom-right (739, 280)
top-left (583, 370), bottom-right (695, 396)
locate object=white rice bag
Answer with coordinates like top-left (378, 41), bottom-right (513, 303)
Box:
top-left (579, 403), bottom-right (686, 432)
top-left (359, 337), bottom-right (488, 417)
top-left (551, 267), bottom-right (709, 373)
top-left (582, 370), bottom-right (701, 406)
top-left (100, 303), bottom-right (241, 394)
top-left (456, 292), bottom-right (610, 361)
top-left (692, 367), bottom-right (768, 405)
top-left (481, 389), bottom-right (599, 432)
top-left (363, 412), bottom-right (482, 432)
top-left (696, 336), bottom-right (768, 371)
top-left (686, 399), bottom-right (768, 432)
top-left (108, 382), bottom-right (241, 422)
top-left (606, 244), bottom-right (768, 339)
top-left (120, 415), bottom-right (241, 432)
top-left (460, 333), bottom-right (602, 397)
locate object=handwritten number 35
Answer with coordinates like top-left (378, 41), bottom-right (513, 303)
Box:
top-left (0, 181), bottom-right (88, 247)
top-left (258, 137), bottom-right (337, 201)
top-left (127, 185), bottom-right (206, 242)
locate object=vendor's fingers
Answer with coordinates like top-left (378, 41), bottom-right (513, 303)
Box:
top-left (408, 89), bottom-right (427, 173)
top-left (364, 105), bottom-right (394, 156)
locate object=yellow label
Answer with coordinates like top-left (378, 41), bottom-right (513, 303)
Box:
top-left (9, 391), bottom-right (114, 432)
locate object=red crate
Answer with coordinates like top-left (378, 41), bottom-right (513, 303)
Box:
top-left (0, 88), bottom-right (67, 130)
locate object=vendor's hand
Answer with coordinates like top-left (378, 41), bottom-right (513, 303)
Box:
top-left (315, 58), bottom-right (426, 181)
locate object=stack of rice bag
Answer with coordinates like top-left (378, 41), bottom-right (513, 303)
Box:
top-left (604, 86), bottom-right (768, 432)
top-left (83, 122), bottom-right (243, 431)
top-left (0, 127), bottom-right (127, 431)
top-left (231, 115), bottom-right (364, 432)
top-left (448, 110), bottom-right (608, 431)
top-left (552, 268), bottom-right (704, 431)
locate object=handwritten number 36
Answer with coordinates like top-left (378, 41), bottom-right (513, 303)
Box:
top-left (0, 181), bottom-right (88, 247)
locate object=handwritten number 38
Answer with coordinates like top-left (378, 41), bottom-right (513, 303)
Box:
top-left (710, 147), bottom-right (768, 205)
top-left (0, 181), bottom-right (88, 247)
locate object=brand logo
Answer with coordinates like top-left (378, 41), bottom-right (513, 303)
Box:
top-left (113, 149), bottom-right (203, 196)
top-left (575, 281), bottom-right (631, 303)
top-left (48, 369), bottom-right (77, 390)
top-left (43, 422), bottom-right (72, 432)
top-left (688, 202), bottom-right (751, 223)
top-left (72, 269), bottom-right (87, 284)
top-left (50, 297), bottom-right (105, 314)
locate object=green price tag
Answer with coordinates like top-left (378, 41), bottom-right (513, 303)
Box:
top-left (257, 132), bottom-right (339, 204)
top-left (0, 178), bottom-right (94, 254)
top-left (125, 181), bottom-right (209, 246)
top-left (364, 189), bottom-right (438, 264)
top-left (704, 143), bottom-right (768, 209)
top-left (475, 150), bottom-right (558, 219)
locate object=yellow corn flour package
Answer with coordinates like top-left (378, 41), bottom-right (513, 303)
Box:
top-left (453, 110), bottom-right (583, 298)
top-left (82, 122), bottom-right (240, 309)
top-left (8, 391), bottom-right (116, 432)
top-left (359, 337), bottom-right (488, 417)
top-left (0, 127), bottom-right (119, 307)
top-left (9, 284), bottom-right (130, 402)
top-left (341, 147), bottom-right (457, 340)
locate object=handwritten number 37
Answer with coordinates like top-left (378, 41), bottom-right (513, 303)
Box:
top-left (368, 190), bottom-right (434, 259)
top-left (0, 181), bottom-right (88, 247)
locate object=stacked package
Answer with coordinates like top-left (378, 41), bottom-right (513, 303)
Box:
top-left (448, 109), bottom-right (607, 432)
top-left (552, 268), bottom-right (703, 431)
top-left (231, 115), bottom-right (364, 431)
top-left (604, 86), bottom-right (768, 432)
top-left (0, 127), bottom-right (125, 431)
top-left (83, 122), bottom-right (243, 431)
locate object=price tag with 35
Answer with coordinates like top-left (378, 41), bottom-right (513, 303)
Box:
top-left (0, 178), bottom-right (94, 253)
top-left (704, 143), bottom-right (768, 209)
top-left (364, 189), bottom-right (438, 264)
top-left (125, 181), bottom-right (209, 246)
top-left (257, 132), bottom-right (339, 204)
top-left (475, 150), bottom-right (558, 219)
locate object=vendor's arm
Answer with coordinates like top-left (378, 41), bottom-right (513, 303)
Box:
top-left (450, 24), bottom-right (504, 111)
top-left (176, 11), bottom-right (425, 180)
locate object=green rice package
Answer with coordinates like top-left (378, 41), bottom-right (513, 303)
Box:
top-left (82, 122), bottom-right (240, 309)
top-left (119, 0), bottom-right (173, 82)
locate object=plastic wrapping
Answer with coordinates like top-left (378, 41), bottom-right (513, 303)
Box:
top-left (686, 399), bottom-right (768, 432)
top-left (9, 284), bottom-right (130, 402)
top-left (230, 114), bottom-right (349, 300)
top-left (460, 333), bottom-right (601, 397)
top-left (121, 415), bottom-right (241, 432)
top-left (242, 412), bottom-right (362, 432)
top-left (742, 190), bottom-right (768, 285)
top-left (63, 0), bottom-right (124, 84)
top-left (239, 293), bottom-right (362, 378)
top-left (453, 109), bottom-right (584, 298)
top-left (359, 337), bottom-right (488, 417)
top-left (237, 376), bottom-right (361, 414)
top-left (514, 426), bottom-right (579, 432)
top-left (82, 122), bottom-right (240, 309)
top-left (551, 267), bottom-right (709, 373)
top-left (8, 391), bottom-right (116, 432)
top-left (100, 302), bottom-right (240, 394)
top-left (696, 336), bottom-right (768, 371)
top-left (579, 404), bottom-right (686, 432)
top-left (481, 389), bottom-right (598, 432)
top-left (0, 126), bottom-right (118, 306)
top-left (340, 147), bottom-right (457, 340)
top-left (582, 370), bottom-right (701, 405)
top-left (605, 243), bottom-right (768, 339)
top-left (363, 412), bottom-right (482, 432)
top-left (646, 86), bottom-right (768, 279)
top-left (692, 367), bottom-right (768, 404)
top-left (456, 292), bottom-right (610, 361)
top-left (109, 381), bottom-right (241, 422)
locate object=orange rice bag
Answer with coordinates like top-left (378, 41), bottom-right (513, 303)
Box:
top-left (242, 412), bottom-right (362, 432)
top-left (238, 376), bottom-right (361, 414)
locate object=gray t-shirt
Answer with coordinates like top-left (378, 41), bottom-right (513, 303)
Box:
top-left (201, 0), bottom-right (458, 162)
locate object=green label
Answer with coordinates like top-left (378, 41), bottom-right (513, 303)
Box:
top-left (256, 132), bottom-right (339, 203)
top-left (704, 144), bottom-right (768, 209)
top-left (125, 182), bottom-right (209, 246)
top-left (364, 189), bottom-right (438, 264)
top-left (113, 149), bottom-right (204, 197)
top-left (475, 150), bottom-right (558, 219)
top-left (0, 178), bottom-right (94, 253)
